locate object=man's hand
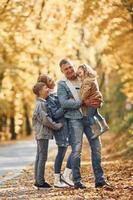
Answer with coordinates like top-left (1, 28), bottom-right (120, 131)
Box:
top-left (83, 99), bottom-right (102, 108)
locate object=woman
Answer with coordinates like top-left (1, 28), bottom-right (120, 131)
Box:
top-left (37, 74), bottom-right (74, 187)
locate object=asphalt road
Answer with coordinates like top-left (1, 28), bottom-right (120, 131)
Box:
top-left (0, 139), bottom-right (56, 184)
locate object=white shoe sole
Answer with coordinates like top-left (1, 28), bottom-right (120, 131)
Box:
top-left (33, 185), bottom-right (52, 190)
top-left (54, 185), bottom-right (69, 188)
top-left (61, 175), bottom-right (74, 187)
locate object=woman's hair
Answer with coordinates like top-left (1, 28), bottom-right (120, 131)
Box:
top-left (32, 82), bottom-right (46, 96)
top-left (37, 74), bottom-right (48, 85)
top-left (78, 64), bottom-right (97, 78)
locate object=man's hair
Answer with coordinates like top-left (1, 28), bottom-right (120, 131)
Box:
top-left (37, 74), bottom-right (48, 85)
top-left (32, 82), bottom-right (46, 96)
top-left (59, 58), bottom-right (70, 68)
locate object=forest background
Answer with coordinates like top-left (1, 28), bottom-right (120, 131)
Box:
top-left (0, 0), bottom-right (132, 158)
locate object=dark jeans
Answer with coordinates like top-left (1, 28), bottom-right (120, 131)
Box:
top-left (35, 139), bottom-right (49, 185)
top-left (54, 146), bottom-right (72, 173)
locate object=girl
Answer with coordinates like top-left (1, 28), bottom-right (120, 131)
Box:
top-left (77, 64), bottom-right (109, 139)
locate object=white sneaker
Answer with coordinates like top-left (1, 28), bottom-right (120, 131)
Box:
top-left (61, 168), bottom-right (74, 186)
top-left (54, 174), bottom-right (69, 188)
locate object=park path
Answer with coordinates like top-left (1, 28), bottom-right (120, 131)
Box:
top-left (0, 134), bottom-right (132, 200)
top-left (0, 139), bottom-right (56, 184)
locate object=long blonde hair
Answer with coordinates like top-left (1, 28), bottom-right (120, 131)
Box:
top-left (78, 64), bottom-right (97, 78)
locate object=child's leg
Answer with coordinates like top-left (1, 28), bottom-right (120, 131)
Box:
top-left (54, 146), bottom-right (69, 187)
top-left (87, 107), bottom-right (97, 125)
top-left (95, 109), bottom-right (104, 121)
top-left (66, 152), bottom-right (72, 169)
top-left (35, 139), bottom-right (49, 185)
top-left (54, 146), bottom-right (67, 174)
top-left (95, 109), bottom-right (109, 133)
top-left (87, 108), bottom-right (102, 140)
top-left (35, 142), bottom-right (39, 182)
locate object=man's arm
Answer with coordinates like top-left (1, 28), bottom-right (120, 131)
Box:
top-left (57, 82), bottom-right (81, 109)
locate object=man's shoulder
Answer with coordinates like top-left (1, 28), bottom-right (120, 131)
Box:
top-left (57, 79), bottom-right (66, 86)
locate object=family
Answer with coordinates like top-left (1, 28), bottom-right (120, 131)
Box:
top-left (32, 58), bottom-right (111, 190)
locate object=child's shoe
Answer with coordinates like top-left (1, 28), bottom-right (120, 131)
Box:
top-left (34, 182), bottom-right (52, 189)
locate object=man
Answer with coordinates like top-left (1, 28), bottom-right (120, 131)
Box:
top-left (57, 58), bottom-right (112, 189)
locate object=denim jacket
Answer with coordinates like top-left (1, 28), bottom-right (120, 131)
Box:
top-left (46, 94), bottom-right (69, 147)
top-left (32, 98), bottom-right (62, 140)
top-left (57, 80), bottom-right (83, 119)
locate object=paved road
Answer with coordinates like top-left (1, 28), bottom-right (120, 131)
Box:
top-left (0, 139), bottom-right (56, 184)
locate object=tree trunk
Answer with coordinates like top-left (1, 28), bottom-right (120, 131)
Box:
top-left (10, 116), bottom-right (16, 140)
top-left (23, 102), bottom-right (32, 136)
top-left (25, 112), bottom-right (32, 136)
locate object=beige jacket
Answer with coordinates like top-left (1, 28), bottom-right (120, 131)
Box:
top-left (80, 76), bottom-right (103, 102)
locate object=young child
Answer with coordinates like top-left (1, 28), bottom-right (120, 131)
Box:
top-left (77, 64), bottom-right (109, 139)
top-left (32, 82), bottom-right (63, 189)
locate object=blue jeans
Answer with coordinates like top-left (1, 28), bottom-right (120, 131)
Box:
top-left (54, 146), bottom-right (72, 173)
top-left (83, 116), bottom-right (105, 184)
top-left (67, 119), bottom-right (83, 183)
top-left (87, 107), bottom-right (104, 125)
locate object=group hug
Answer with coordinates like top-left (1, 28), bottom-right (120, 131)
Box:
top-left (32, 58), bottom-right (112, 190)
